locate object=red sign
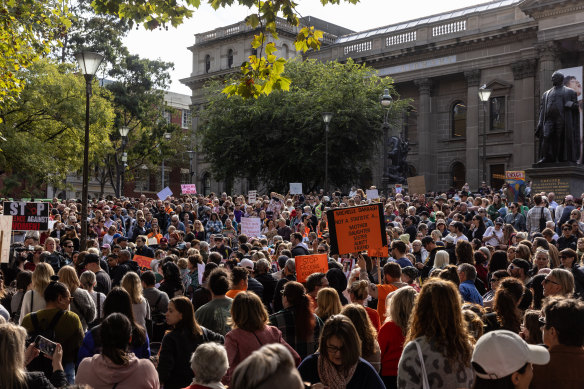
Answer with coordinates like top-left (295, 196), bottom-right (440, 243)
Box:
top-left (295, 254), bottom-right (329, 283)
top-left (133, 255), bottom-right (152, 270)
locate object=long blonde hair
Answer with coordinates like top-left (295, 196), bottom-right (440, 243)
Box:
top-left (386, 286), bottom-right (417, 335)
top-left (121, 272), bottom-right (143, 304)
top-left (58, 265), bottom-right (80, 293)
top-left (32, 262), bottom-right (54, 295)
top-left (0, 323), bottom-right (28, 388)
top-left (315, 287), bottom-right (342, 321)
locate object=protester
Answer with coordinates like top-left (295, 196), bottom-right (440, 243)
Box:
top-left (315, 287), bottom-right (342, 323)
top-left (340, 304), bottom-right (381, 372)
top-left (19, 262), bottom-right (54, 324)
top-left (347, 280), bottom-right (380, 331)
top-left (186, 342), bottom-right (229, 389)
top-left (58, 265), bottom-right (97, 331)
top-left (121, 272), bottom-right (151, 329)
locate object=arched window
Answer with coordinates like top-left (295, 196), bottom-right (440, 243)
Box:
top-left (205, 55), bottom-right (211, 73)
top-left (451, 162), bottom-right (466, 189)
top-left (281, 44), bottom-right (289, 59)
top-left (451, 101), bottom-right (467, 138)
top-left (227, 49), bottom-right (234, 68)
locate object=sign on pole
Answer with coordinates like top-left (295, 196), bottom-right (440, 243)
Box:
top-left (248, 190), bottom-right (257, 204)
top-left (157, 187), bottom-right (173, 201)
top-left (295, 254), bottom-right (329, 283)
top-left (326, 203), bottom-right (387, 256)
top-left (133, 254), bottom-right (153, 270)
top-left (181, 184), bottom-right (197, 194)
top-left (366, 189), bottom-right (379, 201)
top-left (395, 184), bottom-right (402, 194)
top-left (241, 217), bottom-right (262, 237)
top-left (289, 183), bottom-right (303, 195)
top-left (0, 215), bottom-right (12, 263)
top-left (3, 202), bottom-right (50, 231)
top-left (505, 171), bottom-right (526, 202)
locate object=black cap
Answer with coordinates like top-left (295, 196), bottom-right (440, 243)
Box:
top-left (83, 253), bottom-right (99, 265)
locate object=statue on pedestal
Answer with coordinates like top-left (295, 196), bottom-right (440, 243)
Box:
top-left (386, 135), bottom-right (409, 184)
top-left (536, 71), bottom-right (580, 164)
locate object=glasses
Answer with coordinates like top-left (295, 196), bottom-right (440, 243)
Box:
top-left (543, 278), bottom-right (560, 285)
top-left (490, 278), bottom-right (499, 283)
top-left (317, 249), bottom-right (327, 253)
top-left (65, 245), bottom-right (73, 248)
top-left (326, 345), bottom-right (343, 355)
top-left (559, 255), bottom-right (568, 259)
top-left (563, 228), bottom-right (570, 231)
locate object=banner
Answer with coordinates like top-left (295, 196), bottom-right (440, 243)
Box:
top-left (0, 215), bottom-right (12, 263)
top-left (157, 187), bottom-right (173, 201)
top-left (295, 254), bottom-right (329, 283)
top-left (3, 202), bottom-right (50, 231)
top-left (289, 183), bottom-right (303, 195)
top-left (241, 217), bottom-right (262, 237)
top-left (248, 190), bottom-right (257, 204)
top-left (505, 171), bottom-right (526, 202)
top-left (326, 203), bottom-right (387, 256)
top-left (133, 254), bottom-right (152, 270)
top-left (181, 184), bottom-right (197, 194)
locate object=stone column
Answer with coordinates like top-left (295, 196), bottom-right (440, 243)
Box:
top-left (537, 41), bottom-right (561, 94)
top-left (414, 78), bottom-right (434, 190)
top-left (511, 59), bottom-right (538, 168)
top-left (464, 70), bottom-right (481, 191)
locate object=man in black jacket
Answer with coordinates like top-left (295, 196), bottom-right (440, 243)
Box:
top-left (290, 233), bottom-right (309, 258)
top-left (110, 250), bottom-right (141, 287)
top-left (254, 258), bottom-right (278, 313)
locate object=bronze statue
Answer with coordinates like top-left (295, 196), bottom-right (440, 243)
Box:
top-left (536, 71), bottom-right (580, 164)
top-left (387, 135), bottom-right (409, 184)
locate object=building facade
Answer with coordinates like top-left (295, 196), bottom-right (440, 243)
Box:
top-left (183, 0), bottom-right (584, 193)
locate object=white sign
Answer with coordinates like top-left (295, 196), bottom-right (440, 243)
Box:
top-left (241, 217), bottom-right (262, 237)
top-left (0, 215), bottom-right (13, 263)
top-left (248, 190), bottom-right (257, 204)
top-left (395, 184), bottom-right (403, 194)
top-left (290, 183), bottom-right (303, 194)
top-left (181, 184), bottom-right (197, 194)
top-left (366, 189), bottom-right (379, 200)
top-left (157, 186), bottom-right (173, 201)
top-left (197, 263), bottom-right (205, 285)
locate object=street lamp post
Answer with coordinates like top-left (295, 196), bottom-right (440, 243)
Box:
top-left (161, 132), bottom-right (171, 188)
top-left (322, 112), bottom-right (333, 195)
top-left (380, 89), bottom-right (393, 195)
top-left (118, 126), bottom-right (129, 197)
top-left (186, 150), bottom-right (195, 184)
top-left (478, 85), bottom-right (492, 184)
top-left (76, 51), bottom-right (104, 250)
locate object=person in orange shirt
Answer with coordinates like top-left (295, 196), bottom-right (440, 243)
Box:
top-left (358, 255), bottom-right (407, 323)
top-left (226, 267), bottom-right (248, 299)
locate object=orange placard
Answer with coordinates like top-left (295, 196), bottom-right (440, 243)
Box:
top-left (367, 246), bottom-right (389, 258)
top-left (133, 255), bottom-right (152, 269)
top-left (295, 254), bottom-right (329, 283)
top-left (327, 203), bottom-right (387, 256)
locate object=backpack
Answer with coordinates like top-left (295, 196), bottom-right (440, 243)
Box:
top-left (9, 291), bottom-right (26, 324)
top-left (149, 293), bottom-right (169, 343)
top-left (27, 310), bottom-right (65, 376)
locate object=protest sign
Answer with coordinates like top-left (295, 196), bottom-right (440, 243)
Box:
top-left (407, 176), bottom-right (426, 195)
top-left (0, 215), bottom-right (12, 263)
top-left (133, 255), bottom-right (152, 270)
top-left (289, 183), bottom-right (303, 194)
top-left (197, 263), bottom-right (205, 285)
top-left (366, 189), bottom-right (379, 200)
top-left (248, 190), bottom-right (257, 204)
top-left (241, 217), bottom-right (262, 237)
top-left (367, 246), bottom-right (389, 258)
top-left (157, 187), bottom-right (173, 201)
top-left (3, 202), bottom-right (50, 231)
top-left (327, 203), bottom-right (387, 256)
top-left (181, 184), bottom-right (197, 194)
top-left (395, 184), bottom-right (402, 194)
top-left (505, 171), bottom-right (526, 202)
top-left (295, 254), bottom-right (329, 283)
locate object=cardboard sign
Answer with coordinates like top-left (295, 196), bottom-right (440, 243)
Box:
top-left (3, 202), bottom-right (50, 231)
top-left (248, 190), bottom-right (257, 204)
top-left (327, 203), bottom-right (387, 256)
top-left (295, 254), bottom-right (329, 283)
top-left (181, 184), bottom-right (197, 194)
top-left (367, 246), bottom-right (389, 258)
top-left (0, 215), bottom-right (12, 263)
top-left (133, 254), bottom-right (152, 269)
top-left (407, 176), bottom-right (426, 195)
top-left (289, 183), bottom-right (303, 195)
top-left (366, 189), bottom-right (379, 200)
top-left (395, 184), bottom-right (402, 194)
top-left (157, 187), bottom-right (173, 201)
top-left (241, 217), bottom-right (262, 237)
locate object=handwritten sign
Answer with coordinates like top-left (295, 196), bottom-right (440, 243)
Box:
top-left (248, 190), bottom-right (257, 204)
top-left (366, 189), bottom-right (379, 200)
top-left (157, 187), bottom-right (173, 201)
top-left (367, 246), bottom-right (389, 258)
top-left (241, 217), bottom-right (262, 237)
top-left (181, 184), bottom-right (197, 194)
top-left (295, 254), bottom-right (329, 283)
top-left (327, 203), bottom-right (387, 256)
top-left (133, 254), bottom-right (152, 270)
top-left (0, 215), bottom-right (12, 263)
top-left (289, 183), bottom-right (303, 194)
top-left (395, 184), bottom-right (402, 194)
top-left (3, 202), bottom-right (49, 231)
top-left (407, 176), bottom-right (426, 195)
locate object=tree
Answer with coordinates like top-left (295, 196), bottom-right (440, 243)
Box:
top-left (198, 58), bottom-right (408, 192)
top-left (0, 59), bottom-right (114, 196)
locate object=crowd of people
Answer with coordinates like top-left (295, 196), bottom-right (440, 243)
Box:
top-left (1, 184), bottom-right (584, 389)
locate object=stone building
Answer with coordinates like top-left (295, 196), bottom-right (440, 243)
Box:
top-left (182, 0), bottom-right (584, 194)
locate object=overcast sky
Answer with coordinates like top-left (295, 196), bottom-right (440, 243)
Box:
top-left (123, 0), bottom-right (493, 95)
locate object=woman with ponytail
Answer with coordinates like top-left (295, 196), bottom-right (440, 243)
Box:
top-left (269, 281), bottom-right (323, 360)
top-left (76, 313), bottom-right (159, 389)
top-left (484, 278), bottom-right (525, 334)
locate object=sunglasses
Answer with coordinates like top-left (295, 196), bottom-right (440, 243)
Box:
top-left (543, 278), bottom-right (559, 285)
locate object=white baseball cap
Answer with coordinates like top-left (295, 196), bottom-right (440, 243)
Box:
top-left (472, 330), bottom-right (550, 379)
top-left (239, 258), bottom-right (254, 270)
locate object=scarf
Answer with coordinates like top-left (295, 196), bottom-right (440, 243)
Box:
top-left (190, 379), bottom-right (226, 389)
top-left (317, 354), bottom-right (358, 389)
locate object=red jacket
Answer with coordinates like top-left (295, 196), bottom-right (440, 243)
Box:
top-left (378, 321), bottom-right (405, 377)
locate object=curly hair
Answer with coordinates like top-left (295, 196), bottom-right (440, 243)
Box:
top-left (340, 304), bottom-right (377, 357)
top-left (405, 279), bottom-right (473, 366)
top-left (455, 241), bottom-right (474, 265)
top-left (493, 278), bottom-right (524, 333)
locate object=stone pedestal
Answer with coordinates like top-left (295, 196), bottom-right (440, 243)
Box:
top-left (526, 164), bottom-right (584, 198)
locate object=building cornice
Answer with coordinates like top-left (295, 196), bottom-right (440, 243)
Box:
top-left (519, 0), bottom-right (584, 19)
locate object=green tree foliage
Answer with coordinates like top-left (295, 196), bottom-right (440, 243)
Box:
top-left (199, 58), bottom-right (408, 192)
top-left (0, 59), bottom-right (114, 196)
